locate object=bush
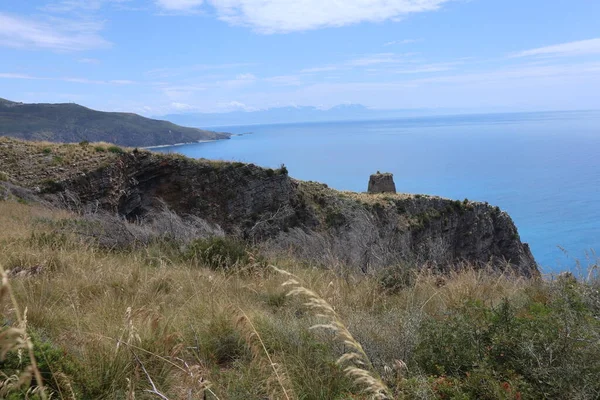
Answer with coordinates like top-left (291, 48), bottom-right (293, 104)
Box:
top-left (1, 332), bottom-right (79, 397)
top-left (42, 147), bottom-right (52, 154)
top-left (185, 236), bottom-right (251, 270)
top-left (94, 145), bottom-right (106, 152)
top-left (0, 171), bottom-right (8, 181)
top-left (79, 140), bottom-right (90, 146)
top-left (413, 287), bottom-right (600, 398)
top-left (192, 314), bottom-right (248, 366)
top-left (378, 264), bottom-right (417, 293)
top-left (325, 208), bottom-right (346, 228)
top-left (107, 145), bottom-right (124, 154)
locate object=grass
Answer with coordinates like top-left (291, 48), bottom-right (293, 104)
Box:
top-left (0, 137), bottom-right (120, 187)
top-left (0, 199), bottom-right (599, 399)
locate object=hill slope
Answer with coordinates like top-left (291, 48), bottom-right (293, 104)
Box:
top-left (0, 137), bottom-right (538, 277)
top-left (0, 98), bottom-right (230, 147)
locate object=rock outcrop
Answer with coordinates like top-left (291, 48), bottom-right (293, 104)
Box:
top-left (368, 172), bottom-right (396, 194)
top-left (0, 138), bottom-right (539, 277)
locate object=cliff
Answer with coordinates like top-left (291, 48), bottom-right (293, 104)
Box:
top-left (0, 137), bottom-right (538, 277)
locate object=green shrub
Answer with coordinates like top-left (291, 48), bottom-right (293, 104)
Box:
top-left (1, 332), bottom-right (79, 397)
top-left (413, 288), bottom-right (600, 398)
top-left (0, 171), bottom-right (8, 181)
top-left (378, 264), bottom-right (417, 293)
top-left (79, 140), bottom-right (90, 146)
top-left (94, 145), bottom-right (106, 152)
top-left (279, 164), bottom-right (288, 175)
top-left (185, 236), bottom-right (250, 270)
top-left (325, 208), bottom-right (346, 228)
top-left (107, 145), bottom-right (124, 154)
top-left (42, 147), bottom-right (52, 154)
top-left (191, 314), bottom-right (248, 366)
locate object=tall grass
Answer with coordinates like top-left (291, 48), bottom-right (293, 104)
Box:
top-left (0, 199), bottom-right (599, 399)
top-left (0, 264), bottom-right (48, 399)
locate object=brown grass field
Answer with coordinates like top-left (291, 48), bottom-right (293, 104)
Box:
top-left (1, 199), bottom-right (599, 399)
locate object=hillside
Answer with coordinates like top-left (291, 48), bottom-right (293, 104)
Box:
top-left (0, 98), bottom-right (230, 147)
top-left (0, 137), bottom-right (537, 277)
top-left (0, 139), bottom-right (599, 399)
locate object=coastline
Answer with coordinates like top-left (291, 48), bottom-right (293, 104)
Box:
top-left (143, 139), bottom-right (220, 150)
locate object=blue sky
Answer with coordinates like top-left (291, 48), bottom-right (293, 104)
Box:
top-left (1, 0), bottom-right (600, 115)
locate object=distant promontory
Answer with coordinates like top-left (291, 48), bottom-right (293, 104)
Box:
top-left (0, 98), bottom-right (230, 147)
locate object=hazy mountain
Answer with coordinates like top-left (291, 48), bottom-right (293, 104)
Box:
top-left (0, 98), bottom-right (230, 147)
top-left (159, 104), bottom-right (452, 128)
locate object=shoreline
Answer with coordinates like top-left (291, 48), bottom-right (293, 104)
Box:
top-left (143, 139), bottom-right (221, 150)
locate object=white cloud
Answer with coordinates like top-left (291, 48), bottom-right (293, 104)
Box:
top-left (163, 0), bottom-right (452, 33)
top-left (109, 79), bottom-right (137, 85)
top-left (384, 38), bottom-right (421, 46)
top-left (264, 75), bottom-right (302, 86)
top-left (302, 53), bottom-right (414, 73)
top-left (347, 53), bottom-right (402, 66)
top-left (219, 73), bottom-right (257, 88)
top-left (405, 62), bottom-right (600, 85)
top-left (162, 84), bottom-right (207, 100)
top-left (0, 72), bottom-right (138, 85)
top-left (257, 62), bottom-right (600, 110)
top-left (511, 38), bottom-right (600, 58)
top-left (42, 0), bottom-right (133, 12)
top-left (394, 62), bottom-right (460, 74)
top-left (300, 66), bottom-right (339, 73)
top-left (0, 13), bottom-right (110, 51)
top-left (0, 73), bottom-right (40, 80)
top-left (146, 62), bottom-right (256, 78)
top-left (155, 0), bottom-right (204, 11)
top-left (170, 102), bottom-right (196, 110)
top-left (78, 58), bottom-right (101, 64)
top-left (219, 100), bottom-right (258, 111)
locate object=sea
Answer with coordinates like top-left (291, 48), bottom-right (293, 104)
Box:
top-left (153, 110), bottom-right (600, 274)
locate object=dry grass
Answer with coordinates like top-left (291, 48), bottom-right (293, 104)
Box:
top-left (0, 199), bottom-right (598, 399)
top-left (275, 266), bottom-right (391, 399)
top-left (0, 264), bottom-right (48, 399)
top-left (0, 136), bottom-right (123, 187)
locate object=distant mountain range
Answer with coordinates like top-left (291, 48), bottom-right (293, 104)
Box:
top-left (0, 98), bottom-right (229, 147)
top-left (159, 104), bottom-right (462, 128)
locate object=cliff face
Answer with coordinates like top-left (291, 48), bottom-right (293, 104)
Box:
top-left (33, 149), bottom-right (537, 277)
top-left (0, 138), bottom-right (537, 276)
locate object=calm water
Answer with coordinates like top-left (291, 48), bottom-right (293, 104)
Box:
top-left (154, 111), bottom-right (600, 273)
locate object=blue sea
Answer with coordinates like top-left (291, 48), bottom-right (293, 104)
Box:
top-left (154, 110), bottom-right (600, 273)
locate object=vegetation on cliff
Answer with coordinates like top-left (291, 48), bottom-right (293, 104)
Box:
top-left (0, 200), bottom-right (598, 399)
top-left (3, 138), bottom-right (596, 399)
top-left (0, 98), bottom-right (230, 147)
top-left (0, 137), bottom-right (537, 278)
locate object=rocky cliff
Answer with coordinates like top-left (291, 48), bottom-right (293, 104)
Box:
top-left (0, 137), bottom-right (538, 277)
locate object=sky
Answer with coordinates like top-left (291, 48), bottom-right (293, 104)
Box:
top-left (1, 0), bottom-right (600, 116)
